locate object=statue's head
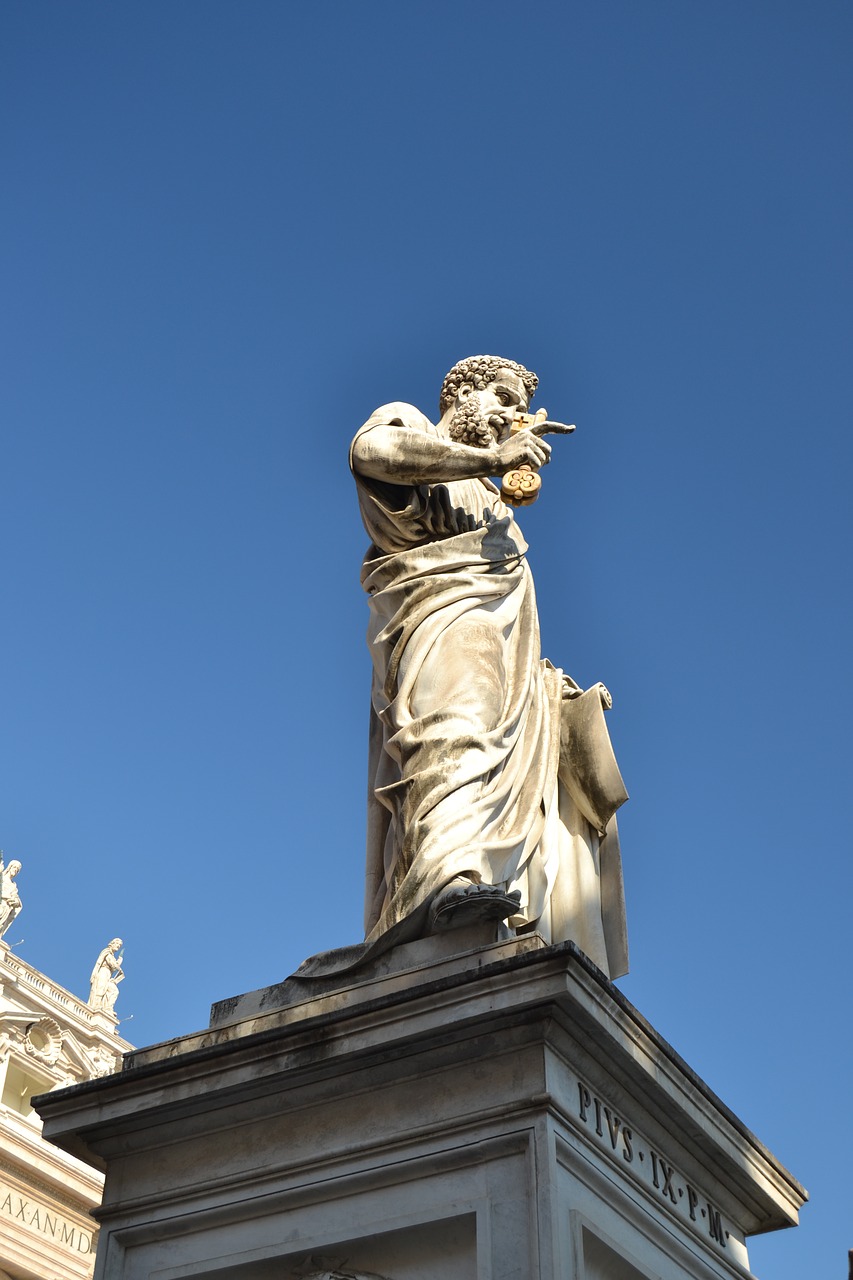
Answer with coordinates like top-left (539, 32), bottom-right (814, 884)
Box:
top-left (439, 355), bottom-right (538, 416)
top-left (109, 938), bottom-right (123, 951)
top-left (6, 861), bottom-right (21, 878)
top-left (439, 355), bottom-right (538, 448)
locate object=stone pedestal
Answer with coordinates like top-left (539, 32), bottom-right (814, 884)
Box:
top-left (36, 933), bottom-right (805, 1279)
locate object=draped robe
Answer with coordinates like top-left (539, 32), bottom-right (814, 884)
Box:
top-left (352, 403), bottom-right (628, 979)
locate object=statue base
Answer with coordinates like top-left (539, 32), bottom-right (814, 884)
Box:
top-left (36, 931), bottom-right (805, 1279)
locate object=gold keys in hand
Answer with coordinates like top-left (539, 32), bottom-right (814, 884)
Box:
top-left (500, 409), bottom-right (576, 507)
top-left (502, 465), bottom-right (541, 506)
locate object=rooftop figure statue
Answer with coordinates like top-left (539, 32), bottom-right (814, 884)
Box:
top-left (0, 858), bottom-right (23, 940)
top-left (88, 938), bottom-right (125, 1014)
top-left (347, 356), bottom-right (629, 978)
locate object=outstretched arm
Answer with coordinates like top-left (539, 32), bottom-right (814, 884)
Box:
top-left (352, 423), bottom-right (552, 487)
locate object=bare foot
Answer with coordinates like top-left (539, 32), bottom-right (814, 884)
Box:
top-left (429, 877), bottom-right (521, 933)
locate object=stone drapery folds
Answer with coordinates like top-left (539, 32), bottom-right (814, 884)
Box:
top-left (352, 402), bottom-right (628, 978)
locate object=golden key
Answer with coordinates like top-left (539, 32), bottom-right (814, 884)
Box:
top-left (500, 409), bottom-right (576, 507)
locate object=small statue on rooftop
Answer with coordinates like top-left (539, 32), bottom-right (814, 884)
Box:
top-left (0, 858), bottom-right (23, 940)
top-left (88, 938), bottom-right (125, 1014)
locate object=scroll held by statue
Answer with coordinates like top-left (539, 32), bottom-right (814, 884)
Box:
top-left (559, 686), bottom-right (629, 838)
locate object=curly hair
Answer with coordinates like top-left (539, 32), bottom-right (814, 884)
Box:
top-left (439, 355), bottom-right (538, 416)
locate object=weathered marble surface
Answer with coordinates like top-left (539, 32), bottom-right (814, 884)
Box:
top-left (36, 936), bottom-right (806, 1279)
top-left (210, 922), bottom-right (528, 1028)
top-left (348, 356), bottom-right (628, 977)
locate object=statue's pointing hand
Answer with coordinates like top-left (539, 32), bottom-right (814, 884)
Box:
top-left (521, 407), bottom-right (576, 439)
top-left (530, 419), bottom-right (576, 437)
top-left (493, 407), bottom-right (576, 475)
top-left (493, 430), bottom-right (551, 474)
top-left (496, 407), bottom-right (577, 505)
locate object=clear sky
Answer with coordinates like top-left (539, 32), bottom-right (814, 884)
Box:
top-left (3, 2), bottom-right (851, 1275)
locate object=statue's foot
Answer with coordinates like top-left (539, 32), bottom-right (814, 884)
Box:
top-left (429, 878), bottom-right (522, 934)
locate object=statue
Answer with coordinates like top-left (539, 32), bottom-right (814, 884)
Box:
top-left (344, 355), bottom-right (629, 978)
top-left (0, 858), bottom-right (23, 940)
top-left (88, 938), bottom-right (125, 1013)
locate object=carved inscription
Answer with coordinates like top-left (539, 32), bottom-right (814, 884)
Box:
top-left (576, 1082), bottom-right (731, 1252)
top-left (0, 1187), bottom-right (94, 1254)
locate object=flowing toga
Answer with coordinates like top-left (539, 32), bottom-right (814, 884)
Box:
top-left (351, 402), bottom-right (628, 979)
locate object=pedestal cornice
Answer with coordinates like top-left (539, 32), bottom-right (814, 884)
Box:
top-left (36, 936), bottom-right (804, 1243)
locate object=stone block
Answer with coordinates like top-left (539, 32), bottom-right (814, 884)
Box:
top-left (35, 935), bottom-right (805, 1279)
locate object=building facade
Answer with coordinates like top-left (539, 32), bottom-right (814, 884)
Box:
top-left (0, 940), bottom-right (131, 1280)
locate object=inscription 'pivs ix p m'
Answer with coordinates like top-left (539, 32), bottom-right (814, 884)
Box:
top-left (576, 1082), bottom-right (730, 1251)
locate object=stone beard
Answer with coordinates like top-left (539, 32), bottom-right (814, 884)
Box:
top-left (447, 397), bottom-right (499, 449)
top-left (347, 360), bottom-right (628, 979)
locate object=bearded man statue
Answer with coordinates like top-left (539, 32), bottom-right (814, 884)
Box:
top-left (345, 355), bottom-right (629, 979)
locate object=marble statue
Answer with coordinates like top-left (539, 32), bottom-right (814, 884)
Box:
top-left (347, 355), bottom-right (629, 978)
top-left (0, 859), bottom-right (23, 940)
top-left (88, 938), bottom-right (125, 1013)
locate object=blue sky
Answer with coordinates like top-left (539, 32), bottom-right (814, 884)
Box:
top-left (3, 2), bottom-right (851, 1275)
